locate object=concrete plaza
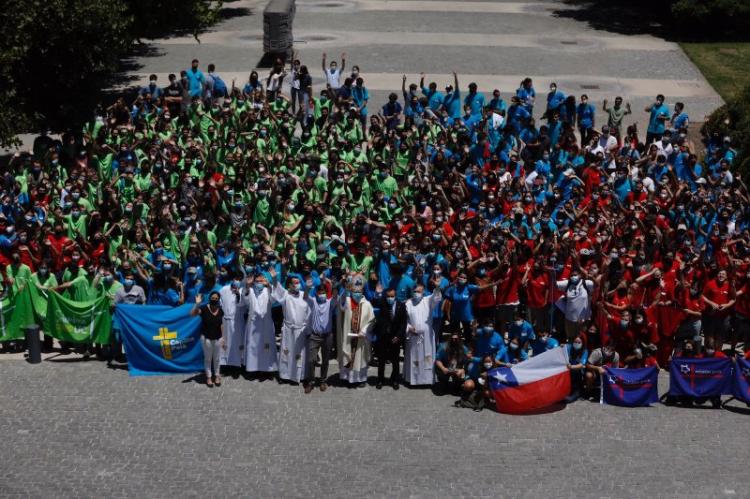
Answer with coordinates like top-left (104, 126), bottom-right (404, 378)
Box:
top-left (1, 357), bottom-right (749, 498)
top-left (125, 0), bottom-right (723, 130)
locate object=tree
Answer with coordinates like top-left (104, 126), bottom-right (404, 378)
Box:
top-left (0, 0), bottom-right (133, 148)
top-left (0, 0), bottom-right (222, 148)
top-left (703, 84), bottom-right (750, 177)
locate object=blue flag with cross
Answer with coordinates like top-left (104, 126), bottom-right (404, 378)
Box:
top-left (115, 304), bottom-right (204, 376)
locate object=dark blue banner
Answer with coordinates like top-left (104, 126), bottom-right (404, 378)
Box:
top-left (733, 357), bottom-right (750, 404)
top-left (115, 304), bottom-right (204, 376)
top-left (668, 357), bottom-right (732, 398)
top-left (602, 366), bottom-right (659, 407)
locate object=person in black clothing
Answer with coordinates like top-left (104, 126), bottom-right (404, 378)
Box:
top-left (191, 291), bottom-right (224, 387)
top-left (373, 288), bottom-right (407, 389)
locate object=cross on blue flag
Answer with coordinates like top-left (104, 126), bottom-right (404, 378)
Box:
top-left (732, 357), bottom-right (750, 404)
top-left (601, 366), bottom-right (659, 407)
top-left (115, 304), bottom-right (204, 376)
top-left (668, 357), bottom-right (732, 398)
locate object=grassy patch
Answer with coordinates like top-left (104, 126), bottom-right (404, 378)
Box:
top-left (680, 42), bottom-right (750, 101)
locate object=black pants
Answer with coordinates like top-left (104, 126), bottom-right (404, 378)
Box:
top-left (376, 338), bottom-right (401, 383)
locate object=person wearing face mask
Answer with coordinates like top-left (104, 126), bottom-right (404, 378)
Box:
top-left (495, 337), bottom-right (528, 366)
top-left (584, 340), bottom-right (620, 400)
top-left (372, 288), bottom-right (407, 389)
top-left (31, 264), bottom-right (59, 351)
top-left (434, 332), bottom-right (469, 395)
top-left (556, 270), bottom-right (595, 341)
top-left (455, 353), bottom-right (494, 412)
top-left (531, 330), bottom-right (559, 357)
top-left (702, 269), bottom-right (735, 356)
top-left (623, 343), bottom-right (659, 369)
top-left (444, 272), bottom-right (480, 343)
top-left (564, 333), bottom-right (589, 402)
top-left (218, 274), bottom-right (246, 370)
top-left (191, 292), bottom-right (225, 387)
top-left (269, 267), bottom-right (311, 385)
top-left (404, 281), bottom-right (443, 386)
top-left (302, 282), bottom-right (336, 393)
top-left (677, 282), bottom-right (705, 351)
top-left (5, 252), bottom-right (32, 295)
top-left (473, 318), bottom-right (504, 358)
top-left (336, 282), bottom-right (375, 386)
top-left (732, 271), bottom-right (750, 355)
top-left (508, 309), bottom-right (536, 351)
top-left (242, 274), bottom-right (278, 377)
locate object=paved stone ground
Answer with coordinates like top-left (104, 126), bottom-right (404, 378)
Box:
top-left (1, 356), bottom-right (749, 498)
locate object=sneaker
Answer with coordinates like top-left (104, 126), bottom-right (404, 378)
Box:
top-left (319, 382), bottom-right (328, 392)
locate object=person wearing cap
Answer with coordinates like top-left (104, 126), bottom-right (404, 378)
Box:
top-left (242, 274), bottom-right (278, 377)
top-left (191, 291), bottom-right (225, 387)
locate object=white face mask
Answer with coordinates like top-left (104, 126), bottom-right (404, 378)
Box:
top-left (483, 363), bottom-right (493, 370)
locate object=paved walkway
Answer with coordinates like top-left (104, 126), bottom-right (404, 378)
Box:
top-left (1, 358), bottom-right (748, 498)
top-left (126, 0), bottom-right (722, 128)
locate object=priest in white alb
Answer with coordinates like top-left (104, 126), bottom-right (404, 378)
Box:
top-left (404, 280), bottom-right (442, 386)
top-left (219, 278), bottom-right (245, 368)
top-left (242, 274), bottom-right (278, 375)
top-left (270, 267), bottom-right (311, 383)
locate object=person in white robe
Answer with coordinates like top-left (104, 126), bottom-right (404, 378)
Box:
top-left (242, 274), bottom-right (278, 374)
top-left (337, 286), bottom-right (375, 385)
top-left (404, 281), bottom-right (442, 386)
top-left (219, 279), bottom-right (246, 367)
top-left (269, 269), bottom-right (311, 383)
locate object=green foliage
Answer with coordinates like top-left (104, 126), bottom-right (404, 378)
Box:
top-left (670, 0), bottom-right (750, 39)
top-left (127, 0), bottom-right (223, 40)
top-left (0, 0), bottom-right (134, 146)
top-left (703, 85), bottom-right (750, 176)
top-left (0, 0), bottom-right (222, 148)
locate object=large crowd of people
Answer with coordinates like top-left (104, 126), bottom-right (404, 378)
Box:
top-left (2, 52), bottom-right (748, 410)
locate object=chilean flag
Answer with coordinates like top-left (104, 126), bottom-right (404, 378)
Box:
top-left (488, 347), bottom-right (570, 414)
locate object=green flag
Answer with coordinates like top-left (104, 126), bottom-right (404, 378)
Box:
top-left (44, 290), bottom-right (111, 344)
top-left (0, 286), bottom-right (36, 342)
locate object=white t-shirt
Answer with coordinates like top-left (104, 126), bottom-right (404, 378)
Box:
top-left (325, 68), bottom-right (341, 89)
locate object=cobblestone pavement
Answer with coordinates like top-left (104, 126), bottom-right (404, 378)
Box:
top-left (1, 357), bottom-right (749, 498)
